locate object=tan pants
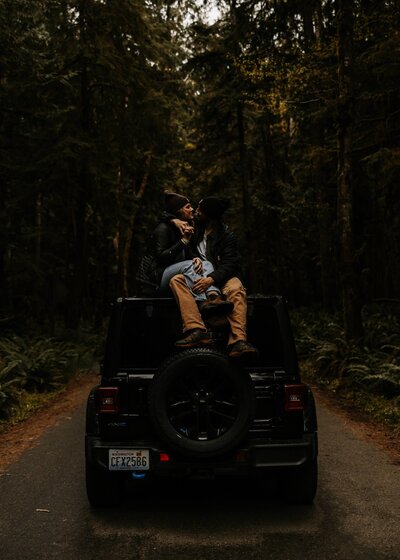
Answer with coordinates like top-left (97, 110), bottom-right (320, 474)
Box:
top-left (169, 275), bottom-right (247, 346)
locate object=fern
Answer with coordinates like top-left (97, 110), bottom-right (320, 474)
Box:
top-left (293, 305), bottom-right (400, 400)
top-left (0, 334), bottom-right (94, 417)
top-left (24, 338), bottom-right (81, 391)
top-left (364, 364), bottom-right (400, 396)
top-left (0, 358), bottom-right (24, 418)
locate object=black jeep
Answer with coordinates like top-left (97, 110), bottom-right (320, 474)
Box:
top-left (85, 295), bottom-right (318, 507)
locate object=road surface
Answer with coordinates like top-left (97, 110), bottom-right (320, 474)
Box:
top-left (0, 396), bottom-right (399, 560)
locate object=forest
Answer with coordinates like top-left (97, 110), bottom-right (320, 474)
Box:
top-left (0, 1), bottom-right (399, 422)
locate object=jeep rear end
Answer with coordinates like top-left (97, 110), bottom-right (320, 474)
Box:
top-left (85, 296), bottom-right (318, 507)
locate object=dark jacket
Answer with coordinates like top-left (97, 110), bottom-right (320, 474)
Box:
top-left (192, 222), bottom-right (242, 288)
top-left (150, 222), bottom-right (194, 283)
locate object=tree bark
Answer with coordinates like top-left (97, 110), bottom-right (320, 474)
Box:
top-left (236, 101), bottom-right (254, 289)
top-left (229, 0), bottom-right (254, 289)
top-left (260, 117), bottom-right (283, 294)
top-left (301, 0), bottom-right (315, 50)
top-left (65, 0), bottom-right (91, 328)
top-left (314, 0), bottom-right (323, 44)
top-left (122, 148), bottom-right (154, 296)
top-left (336, 0), bottom-right (364, 342)
top-left (315, 155), bottom-right (338, 311)
top-left (34, 191), bottom-right (43, 320)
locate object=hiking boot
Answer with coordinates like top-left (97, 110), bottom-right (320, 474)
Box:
top-left (228, 340), bottom-right (258, 359)
top-left (198, 294), bottom-right (234, 316)
top-left (175, 328), bottom-right (213, 348)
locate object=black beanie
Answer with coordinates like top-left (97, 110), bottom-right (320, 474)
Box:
top-left (164, 191), bottom-right (190, 215)
top-left (199, 197), bottom-right (231, 219)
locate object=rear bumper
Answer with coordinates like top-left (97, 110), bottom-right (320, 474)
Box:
top-left (86, 433), bottom-right (317, 476)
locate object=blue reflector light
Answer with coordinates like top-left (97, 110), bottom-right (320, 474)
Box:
top-left (131, 472), bottom-right (146, 479)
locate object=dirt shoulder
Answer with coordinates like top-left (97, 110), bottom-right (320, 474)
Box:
top-left (0, 371), bottom-right (100, 473)
top-left (311, 384), bottom-right (400, 465)
top-left (1, 372), bottom-right (399, 473)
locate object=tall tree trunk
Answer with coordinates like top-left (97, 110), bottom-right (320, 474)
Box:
top-left (260, 117), bottom-right (283, 294)
top-left (229, 0), bottom-right (254, 288)
top-left (336, 0), bottom-right (363, 342)
top-left (0, 180), bottom-right (8, 315)
top-left (122, 148), bottom-right (154, 296)
top-left (66, 0), bottom-right (91, 328)
top-left (314, 0), bottom-right (323, 44)
top-left (34, 191), bottom-right (43, 321)
top-left (301, 0), bottom-right (336, 309)
top-left (301, 0), bottom-right (315, 50)
top-left (236, 101), bottom-right (254, 289)
top-left (315, 156), bottom-right (338, 311)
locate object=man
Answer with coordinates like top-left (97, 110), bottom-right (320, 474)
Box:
top-left (170, 196), bottom-right (257, 359)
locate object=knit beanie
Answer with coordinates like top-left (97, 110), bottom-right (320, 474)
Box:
top-left (198, 197), bottom-right (231, 219)
top-left (164, 191), bottom-right (190, 215)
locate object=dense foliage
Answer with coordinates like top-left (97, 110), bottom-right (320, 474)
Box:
top-left (1, 1), bottom-right (399, 352)
top-left (0, 332), bottom-right (98, 418)
top-left (292, 304), bottom-right (400, 428)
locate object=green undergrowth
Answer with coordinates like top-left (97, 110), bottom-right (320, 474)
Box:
top-left (300, 359), bottom-right (400, 431)
top-left (291, 303), bottom-right (400, 432)
top-left (0, 387), bottom-right (63, 432)
top-left (0, 368), bottom-right (94, 434)
top-left (0, 325), bottom-right (104, 423)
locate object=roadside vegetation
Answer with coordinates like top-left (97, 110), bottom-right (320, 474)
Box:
top-left (292, 303), bottom-right (400, 432)
top-left (0, 328), bottom-right (103, 430)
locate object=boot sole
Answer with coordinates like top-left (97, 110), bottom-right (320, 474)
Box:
top-left (229, 349), bottom-right (258, 359)
top-left (175, 339), bottom-right (214, 348)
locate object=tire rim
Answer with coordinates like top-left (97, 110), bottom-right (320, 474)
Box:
top-left (166, 366), bottom-right (239, 442)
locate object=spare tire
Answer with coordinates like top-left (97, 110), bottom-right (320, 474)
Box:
top-left (148, 348), bottom-right (254, 458)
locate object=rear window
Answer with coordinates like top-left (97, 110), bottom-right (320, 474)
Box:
top-left (119, 300), bottom-right (183, 369)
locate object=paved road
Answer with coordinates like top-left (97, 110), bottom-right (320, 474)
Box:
top-left (0, 398), bottom-right (399, 560)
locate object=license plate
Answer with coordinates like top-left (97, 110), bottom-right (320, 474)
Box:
top-left (109, 449), bottom-right (149, 471)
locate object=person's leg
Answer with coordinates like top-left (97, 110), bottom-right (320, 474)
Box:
top-left (183, 260), bottom-right (233, 315)
top-left (164, 263), bottom-right (232, 341)
top-left (222, 277), bottom-right (258, 357)
top-left (222, 277), bottom-right (248, 346)
top-left (159, 261), bottom-right (194, 295)
top-left (181, 260), bottom-right (223, 301)
top-left (169, 273), bottom-right (207, 333)
top-left (200, 261), bottom-right (222, 298)
top-left (161, 260), bottom-right (218, 302)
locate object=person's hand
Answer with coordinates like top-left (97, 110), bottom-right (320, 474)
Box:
top-left (192, 257), bottom-right (203, 274)
top-left (193, 276), bottom-right (214, 294)
top-left (171, 218), bottom-right (188, 236)
top-left (182, 223), bottom-right (194, 242)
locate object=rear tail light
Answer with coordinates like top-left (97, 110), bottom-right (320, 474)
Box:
top-left (235, 449), bottom-right (247, 462)
top-left (95, 387), bottom-right (119, 413)
top-left (284, 384), bottom-right (305, 412)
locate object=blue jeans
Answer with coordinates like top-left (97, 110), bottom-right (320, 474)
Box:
top-left (160, 260), bottom-right (220, 301)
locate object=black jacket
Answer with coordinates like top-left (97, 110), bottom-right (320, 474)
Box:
top-left (192, 222), bottom-right (242, 288)
top-left (150, 222), bottom-right (194, 283)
